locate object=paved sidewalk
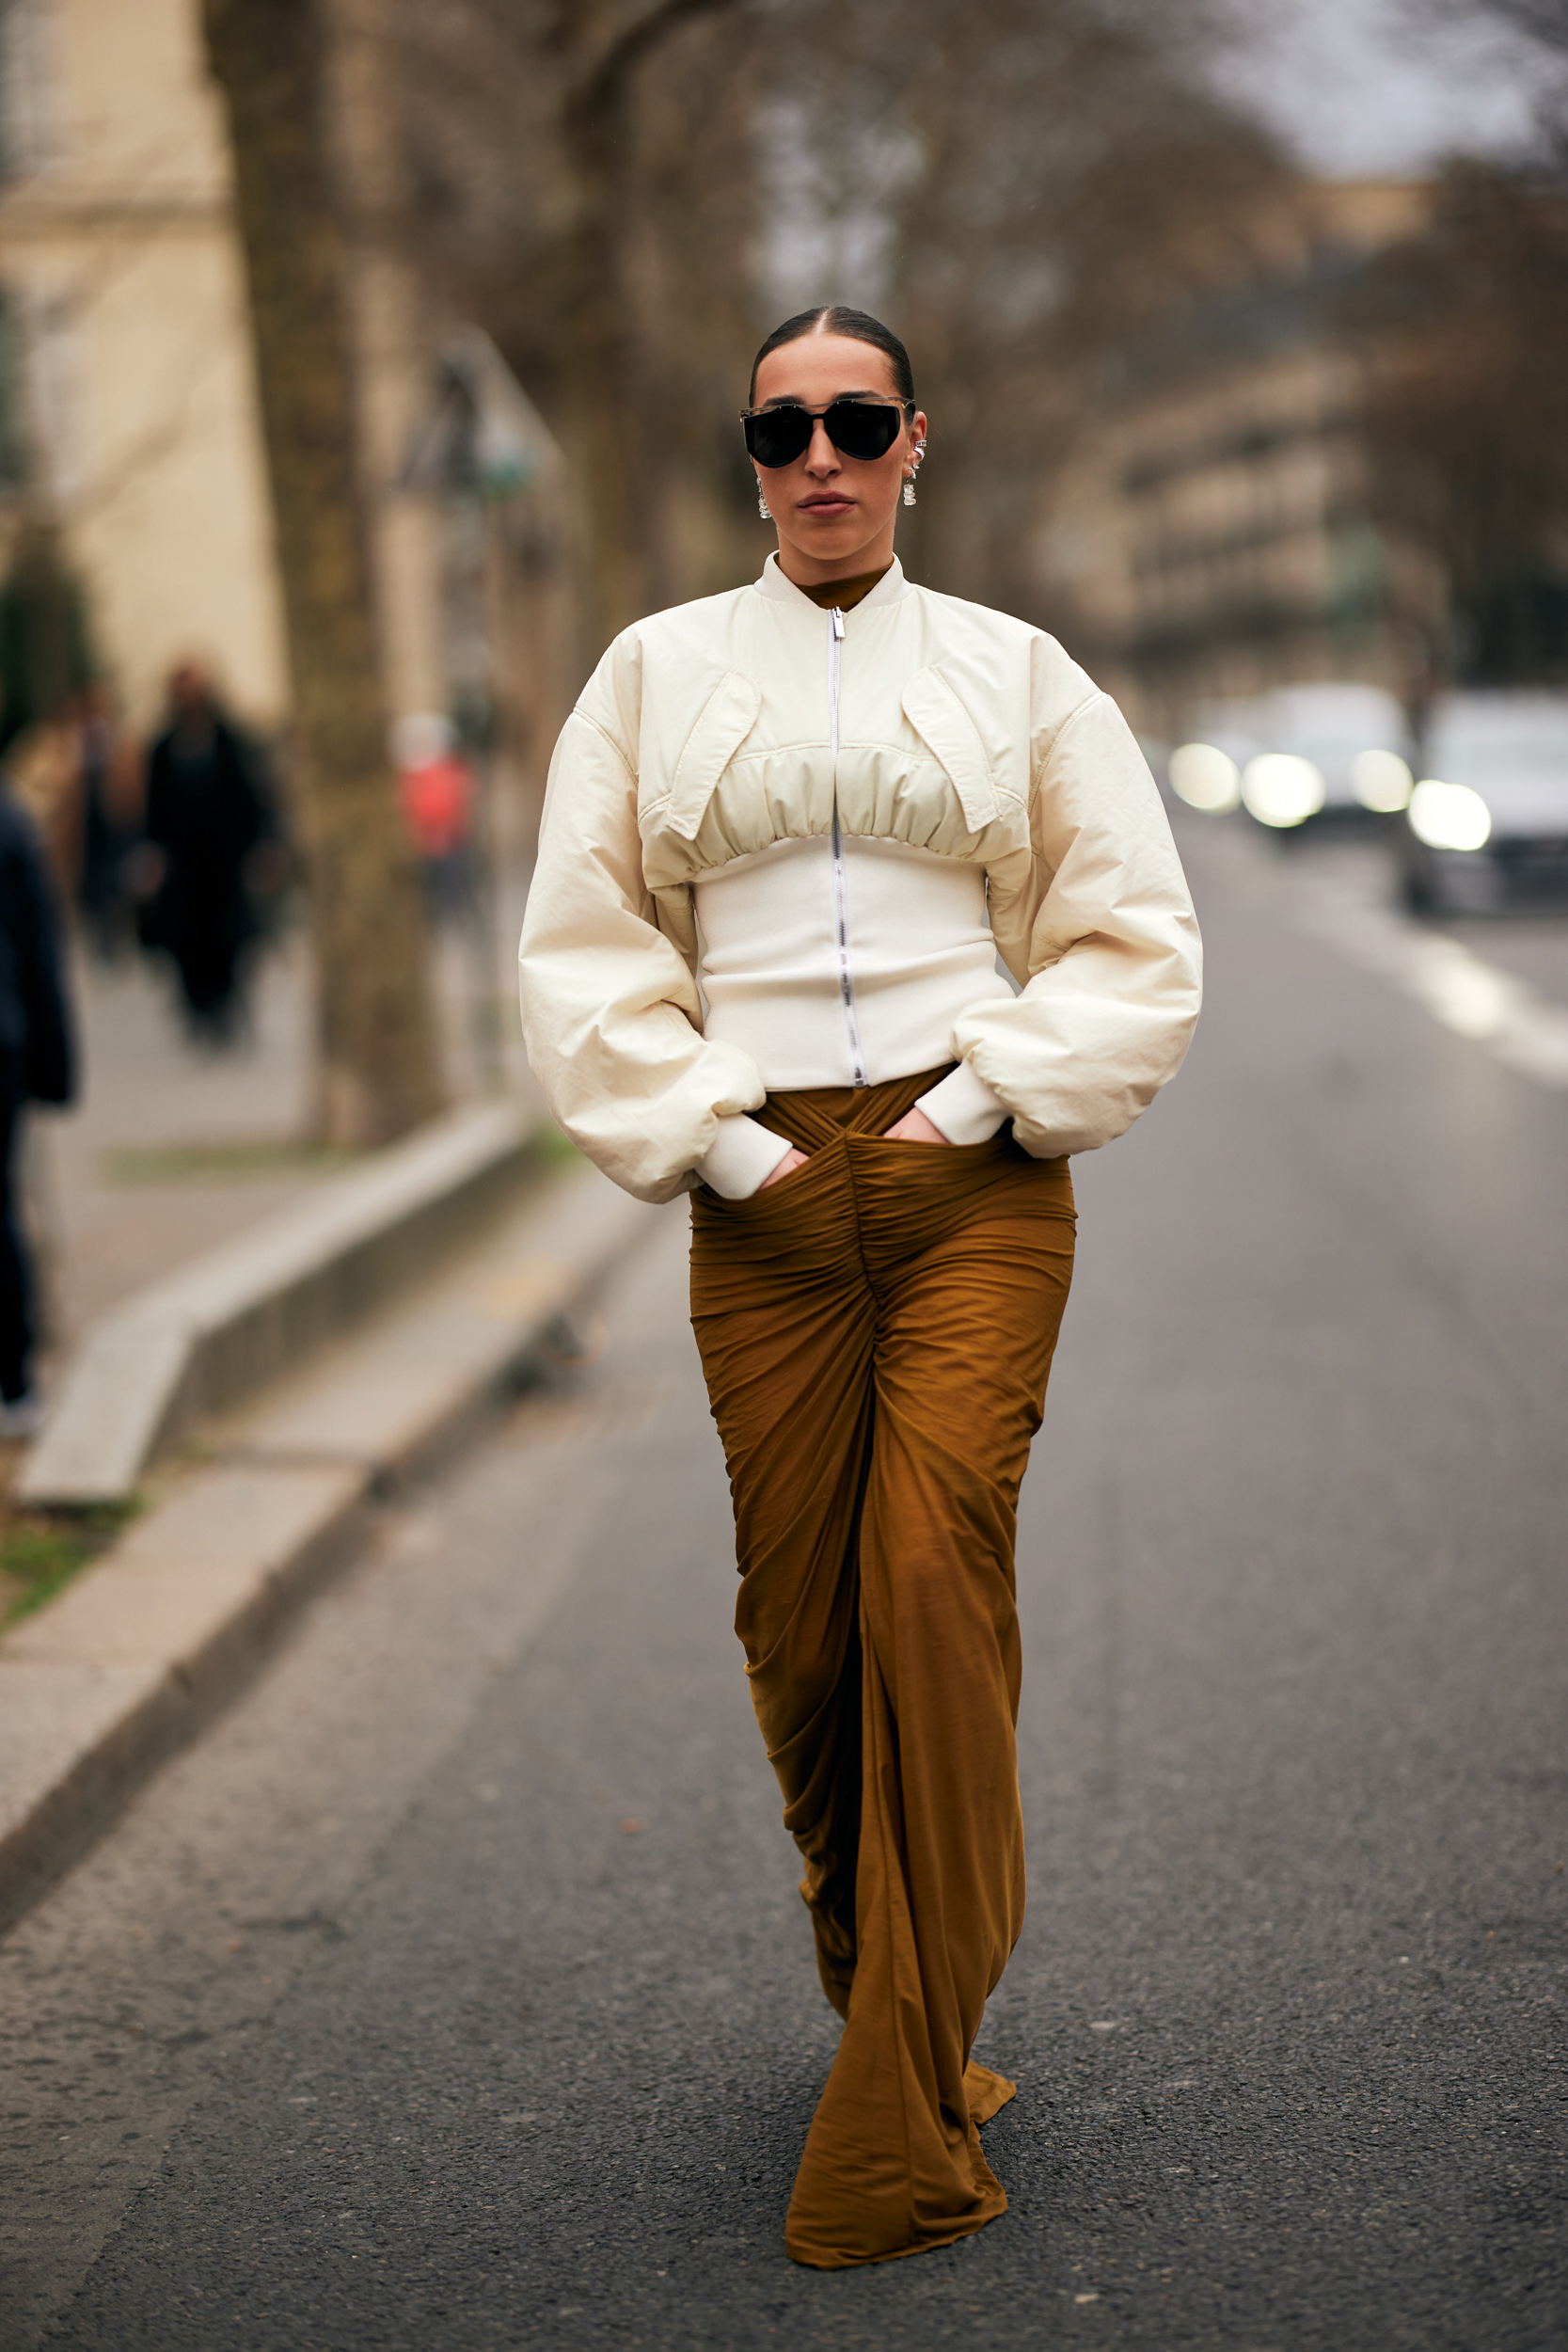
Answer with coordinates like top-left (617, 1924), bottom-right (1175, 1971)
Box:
top-left (31, 941), bottom-right (320, 1353)
top-left (27, 910), bottom-right (535, 1360)
top-left (0, 903), bottom-right (537, 1629)
top-left (0, 1152), bottom-right (664, 1937)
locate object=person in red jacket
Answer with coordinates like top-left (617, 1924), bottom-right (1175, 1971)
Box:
top-left (393, 712), bottom-right (473, 925)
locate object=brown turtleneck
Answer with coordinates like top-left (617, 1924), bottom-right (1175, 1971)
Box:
top-left (794, 563), bottom-right (894, 612)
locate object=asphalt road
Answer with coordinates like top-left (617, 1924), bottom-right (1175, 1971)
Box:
top-left (3, 816), bottom-right (1566, 2351)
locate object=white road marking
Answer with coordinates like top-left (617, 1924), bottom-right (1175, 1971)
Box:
top-left (1294, 882), bottom-right (1568, 1089)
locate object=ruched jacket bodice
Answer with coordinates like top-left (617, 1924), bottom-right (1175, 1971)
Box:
top-left (518, 555), bottom-right (1202, 1203)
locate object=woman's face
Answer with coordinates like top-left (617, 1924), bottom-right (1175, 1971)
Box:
top-left (750, 333), bottom-right (927, 584)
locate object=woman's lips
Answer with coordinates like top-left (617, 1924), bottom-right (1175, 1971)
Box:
top-left (800, 497), bottom-right (854, 515)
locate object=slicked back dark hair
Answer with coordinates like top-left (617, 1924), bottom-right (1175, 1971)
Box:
top-left (748, 306), bottom-right (915, 406)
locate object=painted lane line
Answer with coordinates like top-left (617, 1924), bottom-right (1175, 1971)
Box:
top-left (1294, 882), bottom-right (1568, 1091)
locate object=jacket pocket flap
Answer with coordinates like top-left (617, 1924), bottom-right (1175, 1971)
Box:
top-left (665, 672), bottom-right (763, 838)
top-left (901, 668), bottom-right (999, 831)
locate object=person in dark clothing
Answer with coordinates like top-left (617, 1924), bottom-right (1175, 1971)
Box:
top-left (0, 780), bottom-right (75, 1433)
top-left (140, 664), bottom-right (274, 1042)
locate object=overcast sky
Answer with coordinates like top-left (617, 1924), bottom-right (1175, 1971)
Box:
top-left (1213, 0), bottom-right (1547, 175)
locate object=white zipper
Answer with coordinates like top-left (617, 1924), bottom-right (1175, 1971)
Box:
top-left (827, 605), bottom-right (868, 1087)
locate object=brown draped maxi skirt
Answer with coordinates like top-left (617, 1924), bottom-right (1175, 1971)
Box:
top-left (689, 1064), bottom-right (1076, 2269)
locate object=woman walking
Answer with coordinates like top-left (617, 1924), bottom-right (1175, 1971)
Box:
top-left (518, 307), bottom-right (1200, 2267)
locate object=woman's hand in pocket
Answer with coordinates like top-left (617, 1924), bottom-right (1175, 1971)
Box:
top-left (759, 1146), bottom-right (811, 1190)
top-left (881, 1107), bottom-right (951, 1145)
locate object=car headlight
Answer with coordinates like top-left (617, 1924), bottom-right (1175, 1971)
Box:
top-left (1352, 749), bottom-right (1413, 812)
top-left (1169, 741), bottom-right (1241, 812)
top-left (1407, 779), bottom-right (1492, 852)
top-left (1241, 754), bottom-right (1325, 828)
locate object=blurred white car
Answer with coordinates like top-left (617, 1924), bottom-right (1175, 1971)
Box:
top-left (1168, 681), bottom-right (1414, 830)
top-left (1401, 691), bottom-right (1568, 913)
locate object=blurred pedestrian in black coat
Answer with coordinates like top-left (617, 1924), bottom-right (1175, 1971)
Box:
top-left (0, 778), bottom-right (74, 1432)
top-left (140, 664), bottom-right (276, 1042)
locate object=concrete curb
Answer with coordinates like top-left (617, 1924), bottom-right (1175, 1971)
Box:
top-left (20, 1099), bottom-right (542, 1509)
top-left (0, 1157), bottom-right (667, 1939)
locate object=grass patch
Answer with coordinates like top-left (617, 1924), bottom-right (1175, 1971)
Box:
top-left (531, 1123), bottom-right (585, 1168)
top-left (106, 1122), bottom-right (583, 1189)
top-left (0, 1507), bottom-right (135, 1629)
top-left (103, 1140), bottom-right (360, 1186)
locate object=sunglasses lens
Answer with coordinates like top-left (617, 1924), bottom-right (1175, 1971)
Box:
top-left (827, 401), bottom-right (904, 460)
top-left (746, 406), bottom-right (813, 469)
top-left (745, 401), bottom-right (907, 467)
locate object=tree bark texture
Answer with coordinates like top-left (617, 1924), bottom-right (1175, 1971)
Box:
top-left (204, 0), bottom-right (445, 1146)
top-left (553, 0), bottom-right (739, 653)
top-left (557, 78), bottom-right (651, 656)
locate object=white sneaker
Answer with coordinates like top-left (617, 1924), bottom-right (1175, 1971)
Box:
top-left (0, 1391), bottom-right (46, 1439)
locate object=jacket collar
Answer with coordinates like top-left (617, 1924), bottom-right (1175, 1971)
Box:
top-left (755, 551), bottom-right (911, 610)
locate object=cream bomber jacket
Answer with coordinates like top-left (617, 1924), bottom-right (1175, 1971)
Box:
top-left (690, 824), bottom-right (1013, 1194)
top-left (518, 554), bottom-right (1201, 1205)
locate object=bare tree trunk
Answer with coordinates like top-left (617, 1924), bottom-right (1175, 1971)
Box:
top-left (204, 0), bottom-right (445, 1146)
top-left (557, 77), bottom-right (652, 655)
top-left (553, 0), bottom-right (738, 653)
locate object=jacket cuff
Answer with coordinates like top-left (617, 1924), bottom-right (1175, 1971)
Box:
top-left (915, 1059), bottom-right (1010, 1145)
top-left (696, 1113), bottom-right (794, 1199)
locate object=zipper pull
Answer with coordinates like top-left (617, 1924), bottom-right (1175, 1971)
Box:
top-left (831, 606), bottom-right (845, 639)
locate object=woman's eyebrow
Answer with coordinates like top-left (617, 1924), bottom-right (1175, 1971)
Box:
top-left (759, 389), bottom-right (890, 407)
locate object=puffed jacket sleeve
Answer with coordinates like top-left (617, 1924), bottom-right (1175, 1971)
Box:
top-left (951, 684), bottom-right (1201, 1158)
top-left (517, 699), bottom-right (772, 1204)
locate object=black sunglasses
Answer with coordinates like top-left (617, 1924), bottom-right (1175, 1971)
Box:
top-left (741, 397), bottom-right (914, 469)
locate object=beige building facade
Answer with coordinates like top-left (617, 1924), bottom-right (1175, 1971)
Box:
top-left (1042, 182), bottom-right (1446, 741)
top-left (0, 0), bottom-right (449, 740)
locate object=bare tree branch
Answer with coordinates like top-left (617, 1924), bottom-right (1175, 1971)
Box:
top-left (377, 0), bottom-right (1288, 648)
top-left (566, 0), bottom-right (741, 116)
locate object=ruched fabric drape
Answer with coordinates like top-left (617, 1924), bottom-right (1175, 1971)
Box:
top-left (689, 1067), bottom-right (1076, 2267)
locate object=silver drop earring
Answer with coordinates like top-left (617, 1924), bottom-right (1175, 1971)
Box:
top-left (903, 437), bottom-right (926, 507)
top-left (756, 480), bottom-right (771, 520)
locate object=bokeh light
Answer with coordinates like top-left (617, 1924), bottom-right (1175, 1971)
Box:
top-left (1241, 754), bottom-right (1326, 828)
top-left (1169, 742), bottom-right (1242, 812)
top-left (1352, 748), bottom-right (1414, 812)
top-left (1408, 779), bottom-right (1493, 852)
